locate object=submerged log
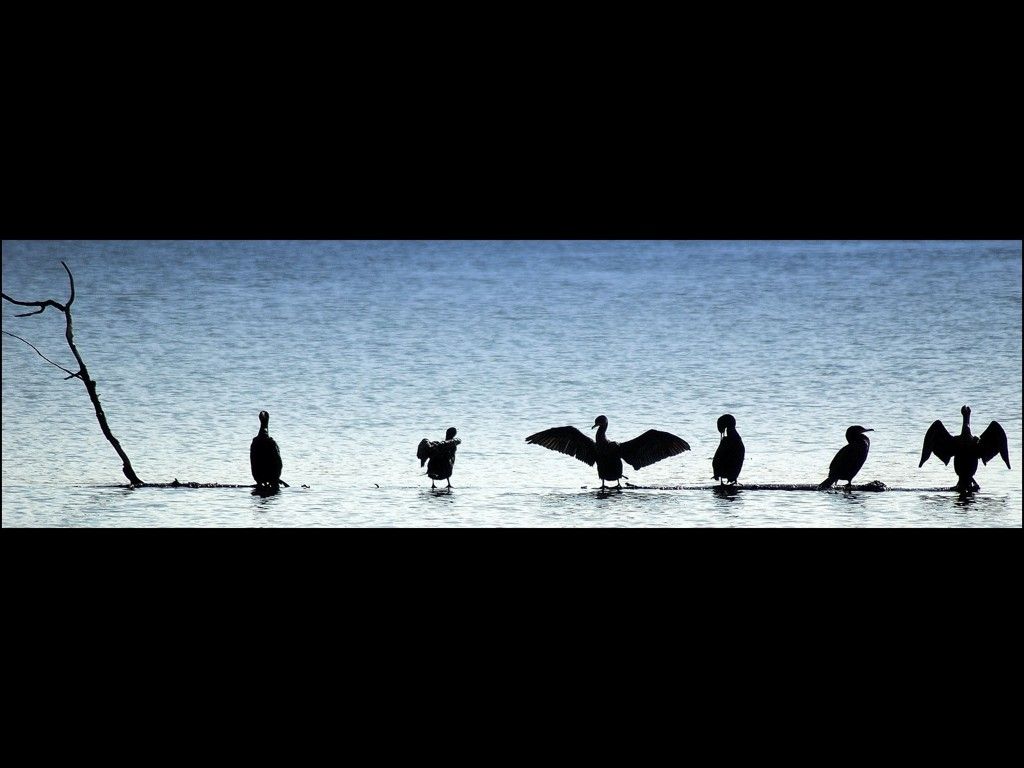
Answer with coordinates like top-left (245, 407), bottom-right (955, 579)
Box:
top-left (623, 481), bottom-right (962, 492)
top-left (106, 479), bottom-right (302, 489)
top-left (148, 480), bottom-right (257, 489)
top-left (624, 480), bottom-right (889, 491)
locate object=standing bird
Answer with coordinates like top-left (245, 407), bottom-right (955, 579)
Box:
top-left (526, 415), bottom-right (690, 490)
top-left (250, 410), bottom-right (288, 489)
top-left (818, 425), bottom-right (873, 490)
top-left (417, 427), bottom-right (461, 489)
top-left (919, 405), bottom-right (1010, 492)
top-left (712, 414), bottom-right (745, 485)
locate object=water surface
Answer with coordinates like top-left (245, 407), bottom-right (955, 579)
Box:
top-left (2, 240), bottom-right (1020, 527)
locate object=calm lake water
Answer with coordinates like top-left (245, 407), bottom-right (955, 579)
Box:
top-left (2, 240), bottom-right (1021, 527)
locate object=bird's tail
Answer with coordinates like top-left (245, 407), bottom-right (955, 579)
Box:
top-left (278, 479), bottom-right (290, 488)
top-left (818, 476), bottom-right (836, 490)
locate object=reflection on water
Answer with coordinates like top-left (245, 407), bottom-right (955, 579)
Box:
top-left (928, 490), bottom-right (1004, 514)
top-left (835, 492), bottom-right (869, 510)
top-left (0, 482), bottom-right (1018, 527)
top-left (954, 491), bottom-right (978, 509)
top-left (712, 486), bottom-right (741, 502)
top-left (427, 488), bottom-right (455, 500)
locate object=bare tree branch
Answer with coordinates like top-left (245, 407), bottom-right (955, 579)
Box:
top-left (62, 261), bottom-right (76, 308)
top-left (0, 295), bottom-right (67, 316)
top-left (1, 331), bottom-right (82, 378)
top-left (2, 262), bottom-right (75, 315)
top-left (2, 262), bottom-right (143, 486)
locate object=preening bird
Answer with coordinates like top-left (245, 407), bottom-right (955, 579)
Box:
top-left (712, 414), bottom-right (745, 485)
top-left (250, 410), bottom-right (288, 488)
top-left (417, 427), bottom-right (461, 489)
top-left (525, 415), bottom-right (690, 490)
top-left (818, 425), bottom-right (873, 490)
top-left (919, 405), bottom-right (1010, 492)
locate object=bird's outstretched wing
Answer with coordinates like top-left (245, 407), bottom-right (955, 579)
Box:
top-left (920, 420), bottom-right (956, 466)
top-left (417, 439), bottom-right (433, 467)
top-left (619, 429), bottom-right (690, 470)
top-left (525, 427), bottom-right (597, 466)
top-left (978, 421), bottom-right (1010, 468)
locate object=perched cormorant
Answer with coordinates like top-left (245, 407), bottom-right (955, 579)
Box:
top-left (526, 415), bottom-right (690, 490)
top-left (417, 427), bottom-right (461, 489)
top-left (919, 405), bottom-right (1010, 492)
top-left (250, 410), bottom-right (286, 488)
top-left (712, 414), bottom-right (745, 485)
top-left (818, 425), bottom-right (873, 490)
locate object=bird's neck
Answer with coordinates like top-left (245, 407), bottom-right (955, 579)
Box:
top-left (595, 425), bottom-right (608, 444)
top-left (960, 414), bottom-right (972, 438)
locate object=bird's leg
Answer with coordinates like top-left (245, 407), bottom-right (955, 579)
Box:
top-left (615, 480), bottom-right (622, 491)
top-left (845, 481), bottom-right (853, 492)
top-left (955, 477), bottom-right (976, 493)
top-left (447, 479), bottom-right (452, 489)
top-left (601, 479), bottom-right (606, 490)
top-left (431, 480), bottom-right (436, 489)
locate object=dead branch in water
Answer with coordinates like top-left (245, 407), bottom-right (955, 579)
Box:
top-left (125, 479), bottom-right (292, 489)
top-left (624, 481), bottom-right (960, 492)
top-left (3, 261), bottom-right (144, 485)
top-left (625, 481), bottom-right (889, 491)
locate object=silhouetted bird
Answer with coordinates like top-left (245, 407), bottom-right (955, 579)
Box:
top-left (417, 427), bottom-right (461, 489)
top-left (919, 405), bottom-right (1010, 492)
top-left (818, 425), bottom-right (873, 490)
top-left (250, 410), bottom-right (287, 488)
top-left (526, 415), bottom-right (690, 490)
top-left (712, 414), bottom-right (745, 485)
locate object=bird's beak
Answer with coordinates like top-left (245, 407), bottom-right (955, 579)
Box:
top-left (864, 428), bottom-right (874, 432)
top-left (591, 424), bottom-right (597, 429)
